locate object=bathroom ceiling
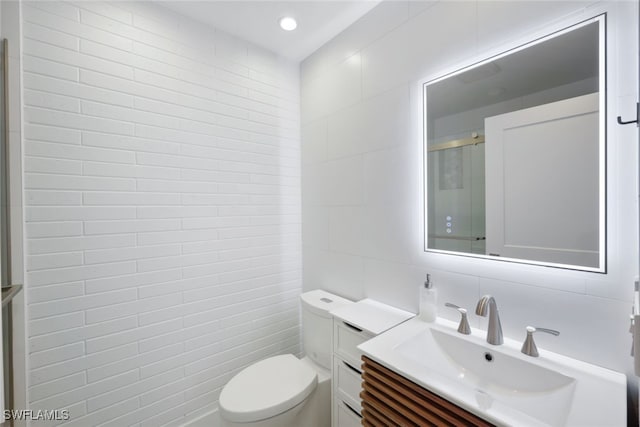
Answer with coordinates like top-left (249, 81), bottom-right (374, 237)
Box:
top-left (428, 22), bottom-right (599, 119)
top-left (160, 1), bottom-right (381, 62)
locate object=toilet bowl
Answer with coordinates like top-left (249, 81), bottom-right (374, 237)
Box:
top-left (218, 290), bottom-right (352, 427)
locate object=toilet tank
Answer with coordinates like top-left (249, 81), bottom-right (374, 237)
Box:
top-left (300, 290), bottom-right (353, 369)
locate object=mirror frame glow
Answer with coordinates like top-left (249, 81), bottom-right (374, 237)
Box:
top-left (422, 14), bottom-right (606, 273)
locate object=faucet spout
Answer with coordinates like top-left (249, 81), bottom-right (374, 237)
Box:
top-left (475, 295), bottom-right (503, 345)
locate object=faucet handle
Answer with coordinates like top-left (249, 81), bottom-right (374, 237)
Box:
top-left (445, 303), bottom-right (471, 335)
top-left (521, 326), bottom-right (560, 357)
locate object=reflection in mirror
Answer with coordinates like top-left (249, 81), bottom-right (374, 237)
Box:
top-left (424, 16), bottom-right (605, 272)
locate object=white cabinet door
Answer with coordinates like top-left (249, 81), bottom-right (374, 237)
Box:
top-left (485, 92), bottom-right (600, 268)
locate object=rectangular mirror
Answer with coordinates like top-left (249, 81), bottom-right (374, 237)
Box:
top-left (424, 15), bottom-right (605, 272)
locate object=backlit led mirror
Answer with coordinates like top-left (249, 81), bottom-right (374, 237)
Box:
top-left (424, 16), bottom-right (605, 272)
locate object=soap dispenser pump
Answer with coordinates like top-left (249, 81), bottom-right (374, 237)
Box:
top-left (419, 274), bottom-right (437, 322)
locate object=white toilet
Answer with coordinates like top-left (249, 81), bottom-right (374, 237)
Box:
top-left (218, 290), bottom-right (352, 427)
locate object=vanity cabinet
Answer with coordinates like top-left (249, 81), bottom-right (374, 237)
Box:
top-left (361, 356), bottom-right (493, 427)
top-left (330, 299), bottom-right (414, 427)
top-left (332, 320), bottom-right (371, 426)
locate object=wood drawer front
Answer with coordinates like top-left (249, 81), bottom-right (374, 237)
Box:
top-left (334, 357), bottom-right (363, 411)
top-left (334, 321), bottom-right (371, 366)
top-left (336, 400), bottom-right (363, 427)
top-left (361, 356), bottom-right (494, 427)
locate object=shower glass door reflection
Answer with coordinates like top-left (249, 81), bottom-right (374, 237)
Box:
top-left (427, 141), bottom-right (486, 255)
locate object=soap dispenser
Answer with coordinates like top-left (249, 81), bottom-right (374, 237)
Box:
top-left (419, 274), bottom-right (437, 322)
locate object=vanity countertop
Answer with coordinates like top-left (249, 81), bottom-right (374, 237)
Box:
top-left (358, 317), bottom-right (627, 427)
top-left (330, 298), bottom-right (415, 335)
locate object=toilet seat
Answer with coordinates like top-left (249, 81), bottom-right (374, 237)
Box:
top-left (219, 354), bottom-right (318, 423)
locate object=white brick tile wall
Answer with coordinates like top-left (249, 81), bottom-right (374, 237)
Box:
top-left (27, 234), bottom-right (137, 255)
top-left (25, 2), bottom-right (80, 24)
top-left (24, 124), bottom-right (82, 144)
top-left (30, 340), bottom-right (137, 385)
top-left (29, 342), bottom-right (85, 370)
top-left (25, 73), bottom-right (135, 107)
top-left (61, 398), bottom-right (138, 427)
top-left (27, 253), bottom-right (84, 272)
top-left (29, 312), bottom-right (85, 338)
top-left (30, 372), bottom-right (87, 402)
top-left (28, 281), bottom-right (85, 304)
top-left (23, 56), bottom-right (79, 82)
top-left (23, 1), bottom-right (301, 424)
top-left (26, 158), bottom-right (83, 176)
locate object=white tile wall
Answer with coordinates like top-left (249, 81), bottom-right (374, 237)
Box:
top-left (301, 0), bottom-right (639, 375)
top-left (22, 1), bottom-right (301, 425)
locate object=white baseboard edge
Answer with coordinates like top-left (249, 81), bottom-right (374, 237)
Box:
top-left (181, 408), bottom-right (219, 427)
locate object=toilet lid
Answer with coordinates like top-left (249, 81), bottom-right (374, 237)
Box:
top-left (219, 354), bottom-right (318, 423)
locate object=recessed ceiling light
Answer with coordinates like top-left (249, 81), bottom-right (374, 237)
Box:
top-left (279, 16), bottom-right (297, 31)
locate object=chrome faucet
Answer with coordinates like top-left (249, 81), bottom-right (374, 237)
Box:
top-left (475, 295), bottom-right (503, 345)
top-left (444, 302), bottom-right (471, 335)
top-left (521, 326), bottom-right (560, 357)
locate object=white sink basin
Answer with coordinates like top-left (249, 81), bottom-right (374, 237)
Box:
top-left (358, 317), bottom-right (626, 427)
top-left (431, 328), bottom-right (574, 393)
